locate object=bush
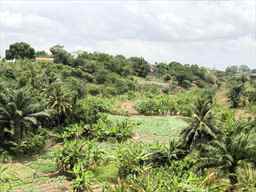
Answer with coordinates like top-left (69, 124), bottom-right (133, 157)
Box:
top-left (72, 164), bottom-right (94, 192)
top-left (93, 115), bottom-right (135, 142)
top-left (85, 84), bottom-right (101, 96)
top-left (117, 143), bottom-right (149, 178)
top-left (136, 96), bottom-right (177, 115)
top-left (163, 74), bottom-right (172, 81)
top-left (174, 90), bottom-right (202, 116)
top-left (136, 98), bottom-right (160, 115)
top-left (101, 86), bottom-right (117, 97)
top-left (107, 75), bottom-right (135, 95)
top-left (79, 96), bottom-right (110, 125)
top-left (116, 168), bottom-right (202, 192)
top-left (106, 155), bottom-right (206, 192)
top-left (248, 104), bottom-right (256, 114)
top-left (11, 132), bottom-right (46, 155)
top-left (135, 92), bottom-right (199, 116)
top-left (136, 84), bottom-right (161, 97)
top-left (61, 123), bottom-right (94, 140)
top-left (55, 140), bottom-right (104, 176)
top-left (0, 150), bottom-right (12, 163)
top-left (228, 84), bottom-right (243, 108)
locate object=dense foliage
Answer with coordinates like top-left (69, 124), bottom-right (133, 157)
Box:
top-left (155, 61), bottom-right (217, 88)
top-left (5, 42), bottom-right (35, 60)
top-left (1, 42), bottom-right (256, 191)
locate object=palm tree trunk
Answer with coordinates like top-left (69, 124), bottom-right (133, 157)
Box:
top-left (228, 166), bottom-right (238, 191)
top-left (0, 128), bottom-right (4, 146)
top-left (20, 126), bottom-right (24, 141)
top-left (228, 173), bottom-right (238, 185)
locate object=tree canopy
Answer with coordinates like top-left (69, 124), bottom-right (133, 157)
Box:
top-left (5, 42), bottom-right (35, 60)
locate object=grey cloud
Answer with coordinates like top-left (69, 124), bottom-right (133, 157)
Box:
top-left (0, 0), bottom-right (255, 69)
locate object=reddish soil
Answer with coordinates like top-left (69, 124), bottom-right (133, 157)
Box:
top-left (119, 101), bottom-right (139, 115)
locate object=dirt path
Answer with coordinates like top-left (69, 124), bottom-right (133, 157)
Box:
top-left (215, 86), bottom-right (229, 107)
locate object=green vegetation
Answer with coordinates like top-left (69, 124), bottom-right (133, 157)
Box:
top-left (110, 115), bottom-right (188, 143)
top-left (5, 42), bottom-right (35, 60)
top-left (0, 42), bottom-right (256, 191)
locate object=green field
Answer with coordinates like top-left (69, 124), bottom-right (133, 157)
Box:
top-left (0, 150), bottom-right (67, 192)
top-left (109, 115), bottom-right (188, 143)
top-left (0, 115), bottom-right (188, 191)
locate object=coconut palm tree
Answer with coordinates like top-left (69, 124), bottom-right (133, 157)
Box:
top-left (181, 96), bottom-right (220, 151)
top-left (199, 122), bottom-right (256, 189)
top-left (0, 88), bottom-right (49, 144)
top-left (46, 83), bottom-right (72, 125)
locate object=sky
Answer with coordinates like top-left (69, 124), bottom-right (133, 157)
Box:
top-left (0, 0), bottom-right (256, 69)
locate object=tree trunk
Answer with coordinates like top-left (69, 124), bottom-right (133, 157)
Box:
top-left (228, 166), bottom-right (238, 191)
top-left (228, 173), bottom-right (238, 185)
top-left (20, 126), bottom-right (24, 142)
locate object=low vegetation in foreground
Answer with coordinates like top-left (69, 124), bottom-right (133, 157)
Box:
top-left (0, 42), bottom-right (256, 191)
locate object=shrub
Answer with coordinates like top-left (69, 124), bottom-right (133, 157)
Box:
top-left (85, 84), bottom-right (101, 96)
top-left (105, 157), bottom-right (206, 192)
top-left (136, 98), bottom-right (159, 115)
top-left (72, 164), bottom-right (94, 192)
top-left (61, 123), bottom-right (94, 140)
top-left (11, 132), bottom-right (46, 155)
top-left (117, 143), bottom-right (149, 178)
top-left (55, 140), bottom-right (104, 176)
top-left (228, 84), bottom-right (243, 108)
top-left (213, 105), bottom-right (235, 131)
top-left (163, 74), bottom-right (172, 81)
top-left (108, 76), bottom-right (135, 95)
top-left (93, 115), bottom-right (135, 142)
top-left (101, 86), bottom-right (117, 97)
top-left (137, 84), bottom-right (161, 97)
top-left (174, 90), bottom-right (200, 116)
top-left (0, 150), bottom-right (12, 163)
top-left (79, 96), bottom-right (110, 125)
top-left (248, 104), bottom-right (256, 114)
top-left (136, 96), bottom-right (177, 115)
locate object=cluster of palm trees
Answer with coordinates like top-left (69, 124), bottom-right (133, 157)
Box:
top-left (0, 88), bottom-right (49, 148)
top-left (179, 93), bottom-right (256, 188)
top-left (0, 61), bottom-right (85, 154)
top-left (0, 84), bottom-right (76, 152)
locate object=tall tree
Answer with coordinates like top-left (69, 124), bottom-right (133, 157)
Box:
top-left (50, 45), bottom-right (74, 66)
top-left (35, 50), bottom-right (49, 57)
top-left (129, 57), bottom-right (150, 77)
top-left (5, 42), bottom-right (35, 60)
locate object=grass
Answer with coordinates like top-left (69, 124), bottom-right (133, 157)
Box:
top-left (109, 115), bottom-right (188, 143)
top-left (1, 115), bottom-right (188, 191)
top-left (0, 145), bottom-right (68, 192)
top-left (93, 163), bottom-right (119, 182)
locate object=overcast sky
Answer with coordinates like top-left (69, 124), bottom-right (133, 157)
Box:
top-left (0, 0), bottom-right (255, 69)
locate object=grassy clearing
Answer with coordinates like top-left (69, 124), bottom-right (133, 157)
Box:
top-left (1, 115), bottom-right (188, 191)
top-left (109, 115), bottom-right (188, 143)
top-left (0, 146), bottom-right (69, 192)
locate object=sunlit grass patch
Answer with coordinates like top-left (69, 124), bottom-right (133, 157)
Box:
top-left (109, 115), bottom-right (188, 143)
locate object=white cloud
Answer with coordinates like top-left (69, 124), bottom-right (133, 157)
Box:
top-left (0, 0), bottom-right (255, 69)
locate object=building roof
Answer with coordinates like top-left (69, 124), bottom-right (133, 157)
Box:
top-left (36, 57), bottom-right (54, 62)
